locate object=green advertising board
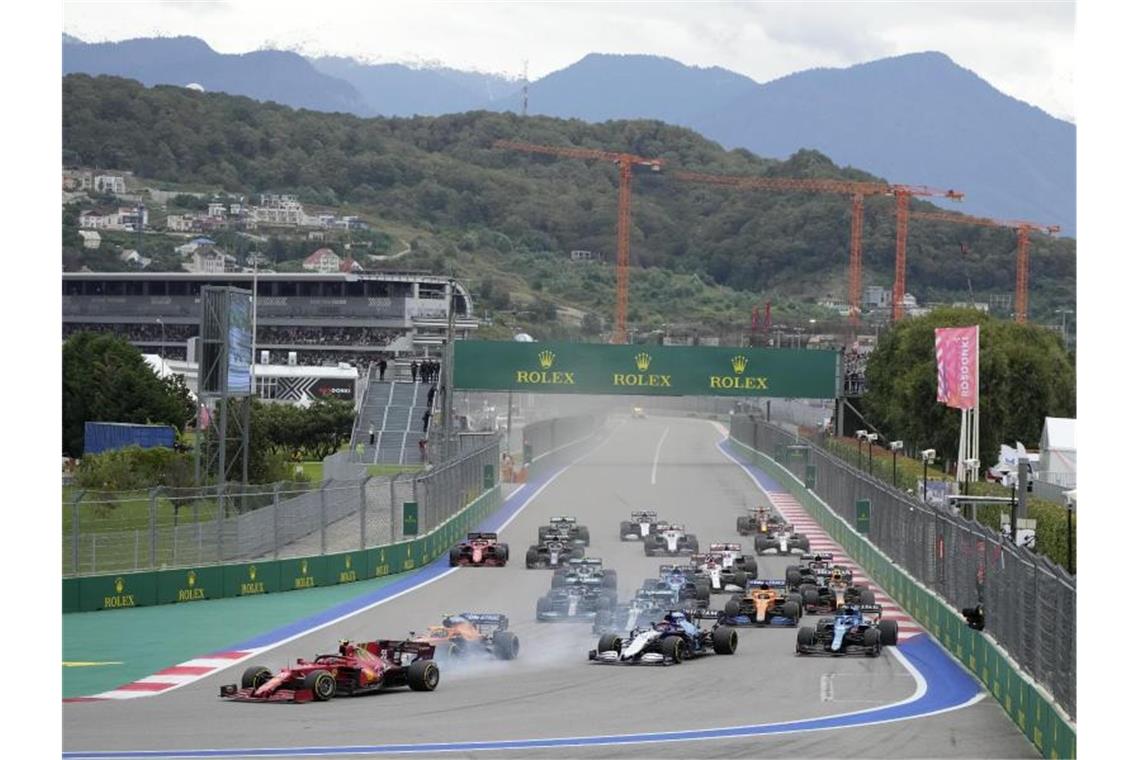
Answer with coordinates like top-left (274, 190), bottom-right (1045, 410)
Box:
top-left (855, 498), bottom-right (871, 534)
top-left (403, 502), bottom-right (419, 536)
top-left (453, 340), bottom-right (840, 399)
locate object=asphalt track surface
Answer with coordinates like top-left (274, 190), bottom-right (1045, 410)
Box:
top-left (63, 417), bottom-right (1037, 758)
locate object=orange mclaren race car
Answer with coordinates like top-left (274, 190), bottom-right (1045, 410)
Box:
top-left (414, 613), bottom-right (520, 660)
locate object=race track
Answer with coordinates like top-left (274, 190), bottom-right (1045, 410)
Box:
top-left (63, 417), bottom-right (1037, 758)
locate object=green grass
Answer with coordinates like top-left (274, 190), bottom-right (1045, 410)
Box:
top-left (297, 461), bottom-right (324, 481)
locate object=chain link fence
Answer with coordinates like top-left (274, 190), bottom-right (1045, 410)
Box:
top-left (64, 437), bottom-right (503, 577)
top-left (730, 413), bottom-right (1075, 719)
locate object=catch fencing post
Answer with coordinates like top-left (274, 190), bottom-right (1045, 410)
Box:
top-left (272, 483), bottom-right (282, 560)
top-left (149, 487), bottom-right (160, 570)
top-left (70, 490), bottom-right (84, 576)
top-left (215, 483), bottom-right (225, 565)
top-left (359, 476), bottom-right (371, 550)
top-left (320, 480), bottom-right (329, 556)
top-left (389, 475), bottom-right (399, 545)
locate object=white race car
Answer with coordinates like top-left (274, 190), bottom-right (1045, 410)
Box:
top-left (620, 510), bottom-right (668, 541)
top-left (643, 524), bottom-right (699, 556)
top-left (754, 523), bottom-right (811, 555)
top-left (691, 544), bottom-right (759, 593)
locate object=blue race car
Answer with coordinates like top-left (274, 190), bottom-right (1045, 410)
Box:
top-left (589, 609), bottom-right (737, 665)
top-left (795, 604), bottom-right (899, 657)
top-left (641, 564), bottom-right (711, 608)
top-left (593, 588), bottom-right (675, 635)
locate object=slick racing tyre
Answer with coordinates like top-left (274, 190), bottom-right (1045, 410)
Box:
top-left (449, 547), bottom-right (462, 567)
top-left (620, 521), bottom-right (634, 539)
top-left (723, 597), bottom-right (742, 618)
top-left (661, 635), bottom-right (685, 663)
top-left (796, 626), bottom-right (816, 653)
top-left (303, 669), bottom-right (337, 701)
top-left (712, 626), bottom-right (738, 655)
top-left (863, 628), bottom-right (882, 657)
top-left (878, 619), bottom-right (899, 646)
top-left (597, 633), bottom-right (623, 654)
top-left (525, 549), bottom-right (539, 568)
top-left (240, 666), bottom-right (272, 690)
top-left (493, 631), bottom-right (520, 660)
top-left (407, 659), bottom-right (440, 691)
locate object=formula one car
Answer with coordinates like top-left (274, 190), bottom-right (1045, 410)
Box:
top-left (449, 532), bottom-right (509, 567)
top-left (593, 588), bottom-right (676, 635)
top-left (721, 580), bottom-right (802, 626)
top-left (736, 505), bottom-right (786, 536)
top-left (690, 542), bottom-right (759, 591)
top-left (413, 613), bottom-right (520, 660)
top-left (524, 537), bottom-right (584, 568)
top-left (642, 564), bottom-right (711, 608)
top-left (536, 580), bottom-right (617, 622)
top-left (796, 564), bottom-right (876, 613)
top-left (552, 557), bottom-right (617, 589)
top-left (619, 510), bottom-right (668, 541)
top-left (785, 553), bottom-right (840, 587)
top-left (220, 639), bottom-right (439, 702)
top-left (632, 406), bottom-right (647, 419)
top-left (588, 609), bottom-right (738, 665)
top-left (795, 604), bottom-right (899, 657)
top-left (754, 522), bottom-right (811, 555)
top-left (643, 524), bottom-right (699, 556)
top-left (538, 516), bottom-right (590, 546)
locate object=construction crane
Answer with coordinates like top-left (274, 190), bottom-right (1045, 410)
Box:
top-left (674, 171), bottom-right (962, 328)
top-left (909, 210), bottom-right (1061, 323)
top-left (494, 139), bottom-right (664, 343)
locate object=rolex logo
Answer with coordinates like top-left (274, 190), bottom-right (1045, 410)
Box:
top-left (345, 555), bottom-right (352, 569)
top-left (248, 565), bottom-right (257, 581)
top-left (301, 560), bottom-right (308, 576)
top-left (634, 352), bottom-right (652, 372)
top-left (114, 577), bottom-right (124, 594)
top-left (187, 570), bottom-right (197, 587)
top-left (538, 350), bottom-right (556, 370)
top-left (731, 355), bottom-right (748, 375)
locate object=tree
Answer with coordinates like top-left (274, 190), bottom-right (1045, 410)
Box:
top-left (863, 308), bottom-right (1075, 465)
top-left (62, 332), bottom-right (196, 456)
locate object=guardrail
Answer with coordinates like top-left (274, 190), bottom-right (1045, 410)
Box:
top-left (729, 415), bottom-right (1075, 756)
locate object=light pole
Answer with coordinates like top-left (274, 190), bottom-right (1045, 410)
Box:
top-left (865, 433), bottom-right (878, 475)
top-left (855, 430), bottom-right (867, 470)
top-left (155, 317), bottom-right (165, 359)
top-left (1055, 308), bottom-right (1074, 350)
top-left (963, 457), bottom-right (980, 497)
top-left (921, 449), bottom-right (936, 503)
top-left (890, 440), bottom-right (904, 487)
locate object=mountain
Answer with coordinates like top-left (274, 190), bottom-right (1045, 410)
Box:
top-left (309, 56), bottom-right (515, 116)
top-left (690, 52), bottom-right (1076, 234)
top-left (489, 53), bottom-right (758, 125)
top-left (62, 35), bottom-right (371, 116)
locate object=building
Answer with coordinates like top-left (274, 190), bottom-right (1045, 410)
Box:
top-left (188, 247), bottom-right (228, 273)
top-left (166, 214), bottom-right (198, 232)
top-left (119, 249), bottom-right (152, 269)
top-left (569, 250), bottom-right (600, 262)
top-left (207, 202), bottom-right (227, 218)
top-left (1038, 417), bottom-right (1076, 488)
top-left (77, 230), bottom-right (101, 249)
top-left (94, 175), bottom-right (127, 194)
top-left (61, 271), bottom-right (479, 366)
top-left (175, 237), bottom-right (217, 256)
top-left (253, 194), bottom-right (306, 227)
top-left (861, 286), bottom-right (890, 311)
top-left (302, 248), bottom-right (342, 273)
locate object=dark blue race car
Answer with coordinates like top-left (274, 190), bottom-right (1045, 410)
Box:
top-left (795, 604), bottom-right (899, 657)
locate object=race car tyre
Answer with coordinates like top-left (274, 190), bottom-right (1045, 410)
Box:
top-left (603, 569), bottom-right (618, 589)
top-left (859, 589), bottom-right (877, 605)
top-left (407, 659), bottom-right (440, 691)
top-left (525, 548), bottom-right (540, 569)
top-left (724, 598), bottom-right (742, 618)
top-left (732, 571), bottom-right (749, 589)
top-left (712, 626), bottom-right (738, 655)
top-left (572, 546), bottom-right (586, 559)
top-left (788, 592), bottom-right (803, 607)
top-left (620, 521), bottom-right (634, 539)
top-left (878, 619), bottom-right (899, 646)
top-left (796, 626), bottom-right (817, 652)
top-left (643, 538), bottom-right (656, 556)
top-left (736, 516), bottom-right (750, 534)
top-left (695, 583), bottom-right (711, 604)
top-left (863, 628), bottom-right (882, 657)
top-left (578, 526), bottom-right (591, 546)
top-left (442, 641), bottom-right (461, 659)
top-left (597, 633), bottom-right (623, 654)
top-left (303, 669), bottom-right (337, 701)
top-left (782, 600), bottom-right (802, 621)
top-left (803, 588), bottom-right (820, 608)
top-left (496, 543), bottom-right (510, 562)
top-left (449, 547), bottom-right (462, 567)
top-left (240, 666), bottom-right (272, 690)
top-left (793, 538), bottom-right (811, 553)
top-left (661, 635), bottom-right (685, 663)
top-left (786, 567), bottom-right (802, 586)
top-left (743, 557), bottom-right (758, 576)
top-left (684, 535), bottom-right (699, 553)
top-left (536, 596), bottom-right (553, 620)
top-left (493, 631), bottom-right (520, 660)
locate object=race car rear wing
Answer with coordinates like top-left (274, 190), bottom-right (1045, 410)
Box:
top-left (550, 516), bottom-right (577, 524)
top-left (455, 612), bottom-right (510, 630)
top-left (466, 532), bottom-right (498, 541)
top-left (709, 542), bottom-right (742, 552)
top-left (799, 553), bottom-right (834, 563)
top-left (631, 510), bottom-right (658, 519)
top-left (658, 563), bottom-right (687, 574)
top-left (747, 579), bottom-right (787, 589)
top-left (567, 557), bottom-right (603, 566)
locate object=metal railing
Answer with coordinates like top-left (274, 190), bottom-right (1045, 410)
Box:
top-left (730, 413), bottom-right (1076, 719)
top-left (63, 437), bottom-right (502, 577)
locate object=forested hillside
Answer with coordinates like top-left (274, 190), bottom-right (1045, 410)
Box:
top-left (62, 75), bottom-right (1075, 322)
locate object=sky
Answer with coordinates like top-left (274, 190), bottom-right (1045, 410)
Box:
top-left (62, 0), bottom-right (1076, 122)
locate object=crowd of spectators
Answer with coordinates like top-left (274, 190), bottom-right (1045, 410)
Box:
top-left (257, 326), bottom-right (402, 346)
top-left (842, 345), bottom-right (870, 396)
top-left (265, 350), bottom-right (381, 368)
top-left (63, 322), bottom-right (197, 342)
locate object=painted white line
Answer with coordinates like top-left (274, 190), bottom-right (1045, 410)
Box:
top-left (820, 673), bottom-right (835, 702)
top-left (651, 426), bottom-right (670, 485)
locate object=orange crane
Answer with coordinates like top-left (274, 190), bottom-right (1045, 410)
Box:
top-left (494, 139), bottom-right (664, 343)
top-left (674, 171), bottom-right (963, 328)
top-left (909, 210), bottom-right (1061, 323)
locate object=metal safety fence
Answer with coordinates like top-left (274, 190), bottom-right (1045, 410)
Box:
top-left (730, 413), bottom-right (1076, 719)
top-left (63, 437), bottom-right (503, 577)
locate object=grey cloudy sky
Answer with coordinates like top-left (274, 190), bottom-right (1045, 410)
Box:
top-left (63, 1), bottom-right (1075, 121)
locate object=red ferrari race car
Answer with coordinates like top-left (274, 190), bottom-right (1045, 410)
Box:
top-left (449, 531), bottom-right (509, 567)
top-left (219, 639), bottom-right (439, 703)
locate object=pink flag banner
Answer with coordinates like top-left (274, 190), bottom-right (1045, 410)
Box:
top-left (197, 404), bottom-right (212, 431)
top-left (935, 326), bottom-right (979, 409)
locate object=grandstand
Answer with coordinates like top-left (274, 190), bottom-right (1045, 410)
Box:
top-left (61, 272), bottom-right (478, 366)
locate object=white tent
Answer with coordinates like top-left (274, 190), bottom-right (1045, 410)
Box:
top-left (1038, 417), bottom-right (1076, 487)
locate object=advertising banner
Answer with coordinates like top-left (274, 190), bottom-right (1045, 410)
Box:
top-left (453, 341), bottom-right (840, 399)
top-left (935, 326), bottom-right (979, 409)
top-left (226, 293), bottom-right (253, 394)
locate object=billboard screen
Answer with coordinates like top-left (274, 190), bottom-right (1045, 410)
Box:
top-left (226, 293), bottom-right (253, 394)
